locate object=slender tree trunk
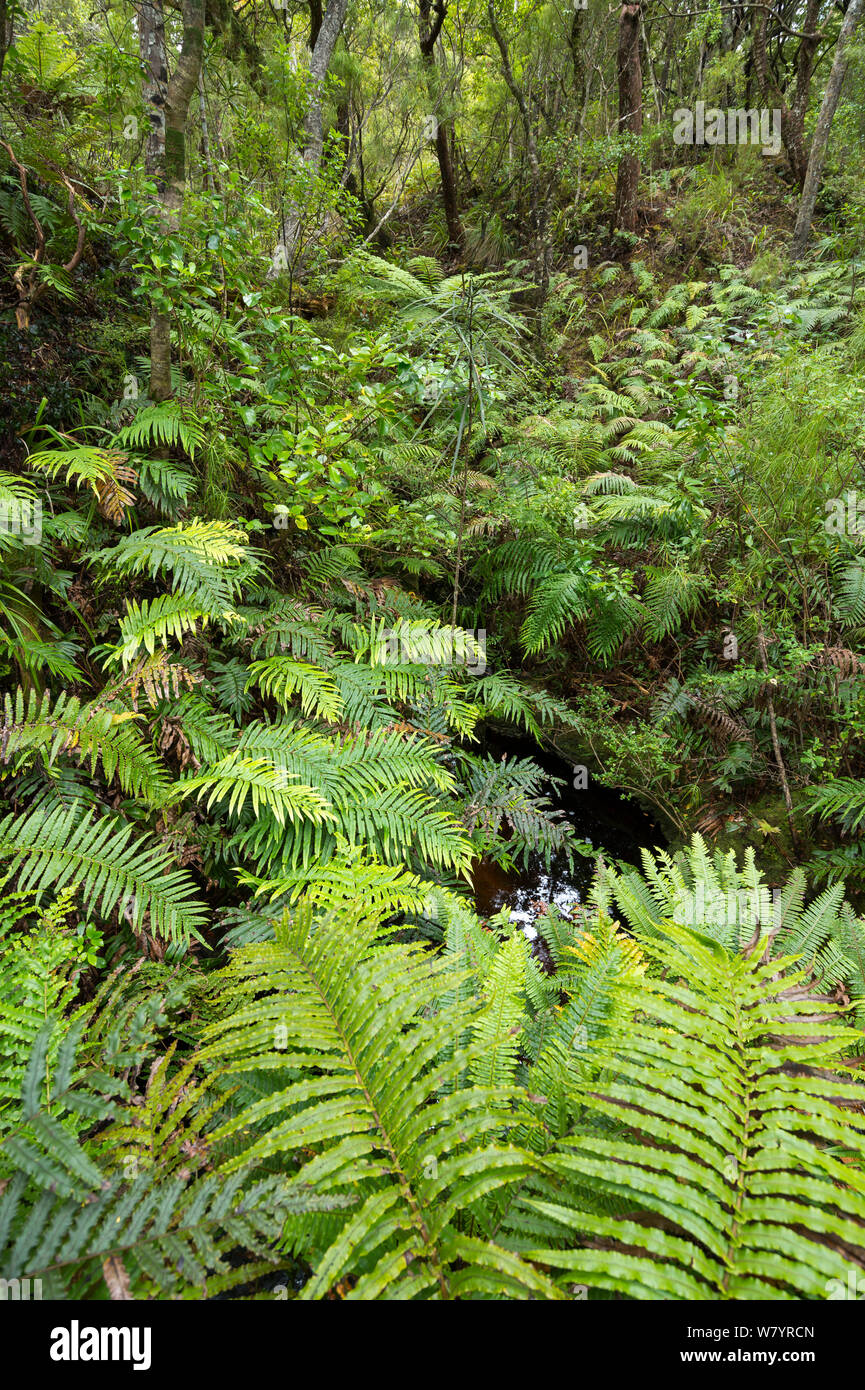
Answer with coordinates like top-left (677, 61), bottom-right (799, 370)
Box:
top-left (0, 0), bottom-right (13, 81)
top-left (791, 0), bottom-right (865, 260)
top-left (198, 65), bottom-right (216, 193)
top-left (138, 0), bottom-right (204, 401)
top-left (163, 0), bottom-right (205, 219)
top-left (566, 4), bottom-right (586, 122)
top-left (659, 15), bottom-right (676, 116)
top-left (614, 2), bottom-right (642, 233)
top-left (419, 0), bottom-right (463, 252)
top-left (303, 0), bottom-right (349, 168)
top-left (140, 0), bottom-right (168, 182)
top-left (452, 280), bottom-right (475, 625)
top-left (754, 0), bottom-right (822, 191)
top-left (487, 0), bottom-right (549, 296)
top-left (139, 0), bottom-right (171, 401)
top-left (274, 0), bottom-right (349, 265)
top-left (788, 0), bottom-right (823, 188)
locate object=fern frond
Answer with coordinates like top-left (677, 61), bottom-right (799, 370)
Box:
top-left (525, 922), bottom-right (865, 1299)
top-left (0, 802), bottom-right (207, 947)
top-left (199, 902), bottom-right (556, 1300)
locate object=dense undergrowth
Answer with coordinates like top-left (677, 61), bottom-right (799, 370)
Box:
top-left (3, 0), bottom-right (865, 1301)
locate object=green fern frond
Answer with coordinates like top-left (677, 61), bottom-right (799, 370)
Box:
top-left (0, 687), bottom-right (169, 806)
top-left (114, 403), bottom-right (204, 458)
top-left (247, 655), bottom-right (343, 721)
top-left (0, 802), bottom-right (208, 947)
top-left (525, 922), bottom-right (865, 1299)
top-left (199, 902), bottom-right (556, 1300)
top-left (108, 594), bottom-right (209, 667)
top-left (92, 520), bottom-right (264, 613)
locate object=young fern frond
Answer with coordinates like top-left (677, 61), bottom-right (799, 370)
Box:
top-left (471, 931), bottom-right (528, 1090)
top-left (233, 847), bottom-right (432, 928)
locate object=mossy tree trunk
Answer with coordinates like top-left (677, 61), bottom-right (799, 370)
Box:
top-left (139, 0), bottom-right (205, 402)
top-left (419, 0), bottom-right (463, 254)
top-left (614, 2), bottom-right (642, 234)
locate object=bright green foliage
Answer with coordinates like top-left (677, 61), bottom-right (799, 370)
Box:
top-left (525, 923), bottom-right (865, 1299)
top-left (199, 901), bottom-right (556, 1300)
top-left (4, 0), bottom-right (865, 1306)
top-left (1, 686), bottom-right (170, 805)
top-left (0, 803), bottom-right (208, 948)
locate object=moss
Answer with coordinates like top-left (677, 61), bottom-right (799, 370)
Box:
top-left (165, 125), bottom-right (186, 186)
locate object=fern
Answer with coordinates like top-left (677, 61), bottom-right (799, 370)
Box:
top-left (114, 403), bottom-right (204, 458)
top-left (805, 779), bottom-right (865, 833)
top-left (0, 687), bottom-right (170, 806)
top-left (199, 901), bottom-right (557, 1299)
top-left (27, 446), bottom-right (137, 524)
top-left (91, 521), bottom-right (264, 613)
top-left (524, 922), bottom-right (865, 1299)
top-left (173, 751), bottom-right (335, 828)
top-left (107, 594), bottom-right (209, 668)
top-left (0, 802), bottom-right (208, 948)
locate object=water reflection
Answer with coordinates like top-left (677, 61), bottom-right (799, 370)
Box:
top-left (471, 740), bottom-right (664, 927)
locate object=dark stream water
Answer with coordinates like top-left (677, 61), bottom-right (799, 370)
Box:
top-left (471, 734), bottom-right (665, 931)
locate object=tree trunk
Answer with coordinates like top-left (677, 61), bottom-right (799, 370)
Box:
top-left (139, 0), bottom-right (168, 185)
top-left (754, 0), bottom-right (822, 191)
top-left (788, 0), bottom-right (823, 189)
top-left (419, 0), bottom-right (463, 252)
top-left (198, 65), bottom-right (216, 193)
top-left (139, 0), bottom-right (204, 401)
top-left (614, 2), bottom-right (642, 234)
top-left (0, 0), bottom-right (14, 82)
top-left (487, 0), bottom-right (549, 296)
top-left (139, 0), bottom-right (171, 401)
top-left (434, 114), bottom-right (462, 251)
top-left (163, 0), bottom-right (205, 219)
top-left (791, 0), bottom-right (865, 260)
top-left (275, 0), bottom-right (349, 265)
top-left (566, 4), bottom-right (586, 122)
